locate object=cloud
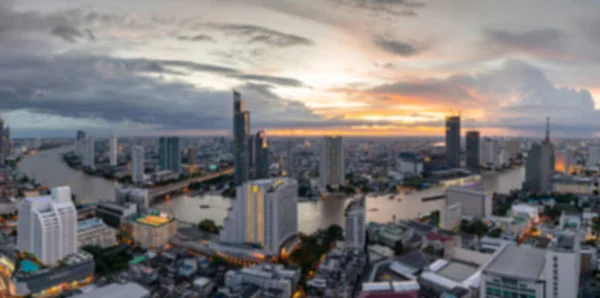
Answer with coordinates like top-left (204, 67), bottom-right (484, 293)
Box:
top-left (209, 23), bottom-right (314, 47)
top-left (373, 35), bottom-right (424, 56)
top-left (329, 0), bottom-right (425, 16)
top-left (177, 34), bottom-right (215, 42)
top-left (482, 28), bottom-right (574, 61)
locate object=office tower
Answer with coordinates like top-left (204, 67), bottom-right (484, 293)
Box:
top-left (320, 136), bottom-right (345, 187)
top-left (523, 118), bottom-right (555, 192)
top-left (481, 138), bottom-right (505, 170)
top-left (75, 130), bottom-right (86, 157)
top-left (0, 118), bottom-right (3, 164)
top-left (159, 136), bottom-right (181, 172)
top-left (564, 147), bottom-right (572, 175)
top-left (132, 145), bottom-right (144, 183)
top-left (220, 178), bottom-right (299, 254)
top-left (17, 186), bottom-right (77, 264)
top-left (2, 125), bottom-right (9, 164)
top-left (344, 197), bottom-right (365, 250)
top-left (255, 130), bottom-right (269, 179)
top-left (445, 115), bottom-right (461, 168)
top-left (286, 140), bottom-right (293, 176)
top-left (187, 147), bottom-right (197, 165)
top-left (465, 130), bottom-right (480, 170)
top-left (587, 144), bottom-right (600, 168)
top-left (446, 186), bottom-right (492, 219)
top-left (109, 135), bottom-right (118, 166)
top-left (505, 140), bottom-right (521, 160)
top-left (248, 135), bottom-right (256, 166)
top-left (545, 233), bottom-right (580, 298)
top-left (233, 91), bottom-right (250, 185)
top-left (83, 136), bottom-right (95, 169)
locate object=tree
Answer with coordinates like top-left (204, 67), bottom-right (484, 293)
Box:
top-left (324, 224), bottom-right (344, 243)
top-left (198, 219), bottom-right (219, 234)
top-left (471, 220), bottom-right (488, 238)
top-left (488, 228), bottom-right (502, 238)
top-left (393, 241), bottom-right (404, 256)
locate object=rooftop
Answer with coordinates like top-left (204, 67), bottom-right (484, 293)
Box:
top-left (436, 261), bottom-right (479, 283)
top-left (484, 246), bottom-right (545, 280)
top-left (77, 218), bottom-right (106, 231)
top-left (72, 282), bottom-right (149, 298)
top-left (554, 234), bottom-right (576, 252)
top-left (135, 213), bottom-right (173, 227)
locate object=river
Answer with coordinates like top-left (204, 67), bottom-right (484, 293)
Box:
top-left (17, 147), bottom-right (525, 234)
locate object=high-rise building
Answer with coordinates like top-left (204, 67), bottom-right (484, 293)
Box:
top-left (109, 135), bottom-right (118, 166)
top-left (480, 138), bottom-right (506, 170)
top-left (187, 147), bottom-right (197, 165)
top-left (523, 118), bottom-right (555, 192)
top-left (344, 197), bottom-right (365, 251)
top-left (75, 130), bottom-right (86, 157)
top-left (587, 144), bottom-right (600, 168)
top-left (248, 135), bottom-right (256, 167)
top-left (132, 145), bottom-right (145, 183)
top-left (320, 136), bottom-right (345, 187)
top-left (286, 140), bottom-right (293, 176)
top-left (83, 136), bottom-right (95, 169)
top-left (159, 137), bottom-right (181, 172)
top-left (445, 115), bottom-right (461, 168)
top-left (115, 185), bottom-right (149, 211)
top-left (234, 91), bottom-right (250, 185)
top-left (255, 131), bottom-right (269, 179)
top-left (0, 118), bottom-right (4, 164)
top-left (465, 130), bottom-right (480, 170)
top-left (1, 125), bottom-right (9, 164)
top-left (17, 186), bottom-right (78, 264)
top-left (220, 178), bottom-right (299, 254)
top-left (446, 186), bottom-right (492, 219)
top-left (545, 233), bottom-right (580, 298)
top-left (564, 146), bottom-right (573, 175)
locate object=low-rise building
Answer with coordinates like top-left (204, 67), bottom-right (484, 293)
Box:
top-left (121, 211), bottom-right (177, 251)
top-left (225, 263), bottom-right (300, 298)
top-left (95, 201), bottom-right (138, 229)
top-left (115, 186), bottom-right (150, 212)
top-left (72, 282), bottom-right (150, 298)
top-left (418, 259), bottom-right (480, 297)
top-left (77, 218), bottom-right (117, 248)
top-left (440, 203), bottom-right (461, 230)
top-left (446, 187), bottom-right (492, 219)
top-left (152, 170), bottom-right (179, 183)
top-left (397, 152), bottom-right (423, 176)
top-left (359, 281), bottom-right (420, 298)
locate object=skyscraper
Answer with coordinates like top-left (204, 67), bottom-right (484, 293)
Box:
top-left (132, 145), bottom-right (145, 183)
top-left (320, 136), bottom-right (345, 187)
top-left (465, 130), bottom-right (480, 170)
top-left (109, 135), bottom-right (118, 166)
top-left (83, 136), bottom-right (95, 169)
top-left (17, 186), bottom-right (77, 264)
top-left (345, 197), bottom-right (366, 250)
top-left (445, 115), bottom-right (461, 168)
top-left (234, 91), bottom-right (250, 185)
top-left (0, 118), bottom-right (4, 164)
top-left (220, 178), bottom-right (299, 254)
top-left (248, 135), bottom-right (256, 167)
top-left (75, 130), bottom-right (86, 157)
top-left (255, 130), bottom-right (269, 179)
top-left (159, 137), bottom-right (181, 172)
top-left (286, 140), bottom-right (293, 176)
top-left (2, 125), bottom-right (9, 164)
top-left (187, 147), bottom-right (197, 165)
top-left (523, 117), bottom-right (555, 192)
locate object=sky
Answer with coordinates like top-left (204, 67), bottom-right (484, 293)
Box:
top-left (3, 0), bottom-right (600, 138)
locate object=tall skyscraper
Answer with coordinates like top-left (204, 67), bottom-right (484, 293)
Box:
top-left (465, 130), bottom-right (480, 170)
top-left (75, 130), bottom-right (86, 157)
top-left (159, 137), bottom-right (181, 172)
top-left (0, 118), bottom-right (4, 164)
top-left (233, 91), bottom-right (250, 185)
top-left (1, 125), bottom-right (9, 164)
top-left (248, 135), bottom-right (256, 167)
top-left (255, 130), bottom-right (269, 179)
top-left (445, 115), bottom-right (461, 168)
top-left (587, 144), bottom-right (600, 168)
top-left (109, 135), bottom-right (118, 166)
top-left (187, 147), bottom-right (197, 165)
top-left (344, 197), bottom-right (365, 250)
top-left (83, 136), bottom-right (95, 169)
top-left (320, 136), bottom-right (345, 187)
top-left (523, 117), bottom-right (555, 192)
top-left (132, 145), bottom-right (145, 183)
top-left (17, 186), bottom-right (77, 264)
top-left (286, 140), bottom-right (293, 176)
top-left (220, 178), bottom-right (299, 254)
top-left (564, 146), bottom-right (573, 175)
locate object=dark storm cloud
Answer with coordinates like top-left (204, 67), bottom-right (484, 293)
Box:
top-left (51, 25), bottom-right (84, 43)
top-left (177, 34), bottom-right (215, 42)
top-left (209, 23), bottom-right (314, 47)
top-left (373, 36), bottom-right (423, 56)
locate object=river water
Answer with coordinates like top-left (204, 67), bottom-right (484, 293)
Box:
top-left (18, 147), bottom-right (525, 234)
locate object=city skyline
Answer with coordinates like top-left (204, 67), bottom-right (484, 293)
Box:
top-left (4, 1), bottom-right (600, 138)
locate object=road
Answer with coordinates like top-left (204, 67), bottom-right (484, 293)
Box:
top-left (149, 168), bottom-right (233, 198)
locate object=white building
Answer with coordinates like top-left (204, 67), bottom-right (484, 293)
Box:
top-left (588, 144), bottom-right (600, 169)
top-left (220, 178), bottom-right (299, 254)
top-left (109, 135), bottom-right (118, 166)
top-left (77, 217), bottom-right (117, 248)
top-left (320, 136), bottom-right (344, 187)
top-left (344, 198), bottom-right (365, 250)
top-left (440, 202), bottom-right (461, 230)
top-left (132, 145), bottom-right (145, 183)
top-left (17, 186), bottom-right (78, 264)
top-left (480, 245), bottom-right (546, 298)
top-left (480, 138), bottom-right (507, 170)
top-left (505, 140), bottom-right (521, 159)
top-left (545, 233), bottom-right (580, 298)
top-left (82, 137), bottom-right (95, 169)
top-left (396, 152), bottom-right (423, 175)
top-left (225, 263), bottom-right (300, 298)
top-left (72, 282), bottom-right (150, 298)
top-left (511, 204), bottom-right (540, 223)
top-left (446, 186), bottom-right (492, 219)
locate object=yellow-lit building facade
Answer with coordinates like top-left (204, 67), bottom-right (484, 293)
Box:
top-left (122, 212), bottom-right (177, 252)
